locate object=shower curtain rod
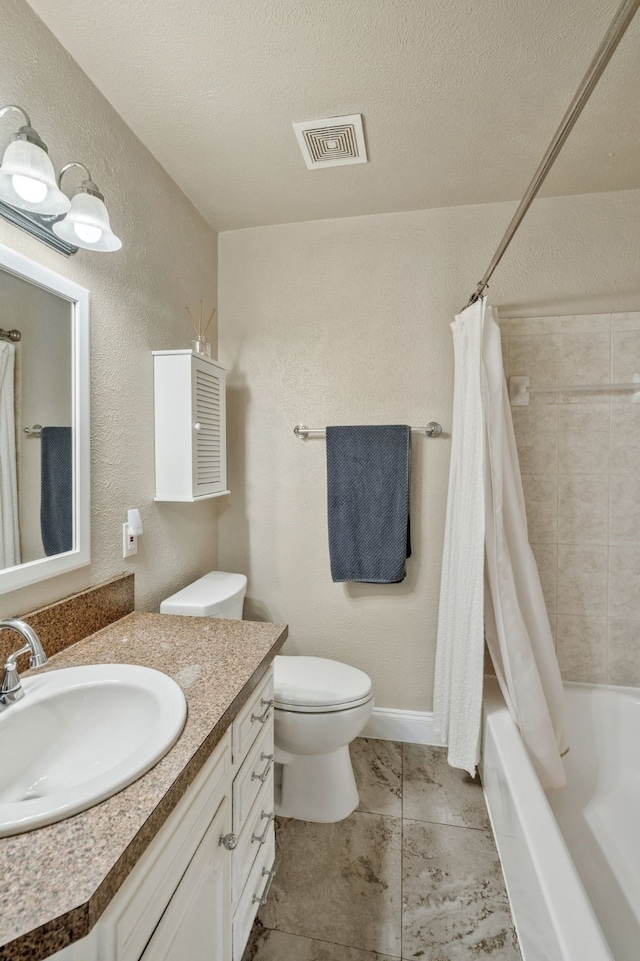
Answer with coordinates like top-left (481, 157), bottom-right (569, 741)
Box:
top-left (464, 0), bottom-right (640, 310)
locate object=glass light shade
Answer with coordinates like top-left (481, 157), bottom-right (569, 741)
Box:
top-left (74, 222), bottom-right (102, 244)
top-left (53, 190), bottom-right (122, 251)
top-left (12, 174), bottom-right (48, 204)
top-left (0, 139), bottom-right (71, 214)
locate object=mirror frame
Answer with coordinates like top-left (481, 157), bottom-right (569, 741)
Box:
top-left (0, 241), bottom-right (90, 594)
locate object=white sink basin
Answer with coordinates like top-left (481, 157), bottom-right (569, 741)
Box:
top-left (0, 664), bottom-right (187, 836)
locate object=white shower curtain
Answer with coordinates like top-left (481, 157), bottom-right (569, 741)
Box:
top-left (434, 298), bottom-right (566, 790)
top-left (0, 342), bottom-right (20, 568)
top-left (433, 299), bottom-right (486, 776)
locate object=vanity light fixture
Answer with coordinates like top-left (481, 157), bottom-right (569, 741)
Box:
top-left (53, 162), bottom-right (122, 252)
top-left (0, 105), bottom-right (71, 215)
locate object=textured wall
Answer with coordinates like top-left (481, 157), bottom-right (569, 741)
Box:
top-left (503, 310), bottom-right (640, 687)
top-left (0, 0), bottom-right (219, 617)
top-left (218, 189), bottom-right (640, 712)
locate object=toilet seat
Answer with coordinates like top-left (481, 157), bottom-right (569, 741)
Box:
top-left (274, 655), bottom-right (373, 714)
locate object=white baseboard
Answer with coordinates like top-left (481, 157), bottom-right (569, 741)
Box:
top-left (362, 707), bottom-right (447, 746)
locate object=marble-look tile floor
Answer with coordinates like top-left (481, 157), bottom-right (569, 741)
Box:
top-left (242, 740), bottom-right (521, 961)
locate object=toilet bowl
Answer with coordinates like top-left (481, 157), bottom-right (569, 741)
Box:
top-left (273, 655), bottom-right (374, 823)
top-left (160, 573), bottom-right (373, 823)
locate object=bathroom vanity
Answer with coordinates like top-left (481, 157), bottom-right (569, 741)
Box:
top-left (0, 612), bottom-right (287, 961)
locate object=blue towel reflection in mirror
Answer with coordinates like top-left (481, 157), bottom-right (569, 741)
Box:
top-left (40, 426), bottom-right (73, 555)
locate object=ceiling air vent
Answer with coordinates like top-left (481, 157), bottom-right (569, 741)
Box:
top-left (293, 114), bottom-right (368, 169)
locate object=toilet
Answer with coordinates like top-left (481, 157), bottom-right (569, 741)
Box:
top-left (160, 571), bottom-right (374, 823)
top-left (273, 655), bottom-right (373, 823)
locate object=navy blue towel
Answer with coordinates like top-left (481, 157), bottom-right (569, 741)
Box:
top-left (40, 427), bottom-right (73, 556)
top-left (326, 425), bottom-right (411, 583)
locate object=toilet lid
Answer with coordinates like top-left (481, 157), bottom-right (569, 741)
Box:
top-left (274, 656), bottom-right (373, 712)
top-left (160, 571), bottom-right (247, 616)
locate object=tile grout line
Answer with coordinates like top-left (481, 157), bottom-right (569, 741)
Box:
top-left (260, 926), bottom-right (402, 960)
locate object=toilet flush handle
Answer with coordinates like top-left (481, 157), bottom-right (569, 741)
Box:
top-left (251, 698), bottom-right (274, 724)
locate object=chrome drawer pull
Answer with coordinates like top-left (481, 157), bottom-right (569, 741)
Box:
top-left (251, 753), bottom-right (274, 782)
top-left (219, 832), bottom-right (238, 851)
top-left (251, 811), bottom-right (275, 845)
top-left (251, 699), bottom-right (274, 724)
top-left (252, 867), bottom-right (276, 906)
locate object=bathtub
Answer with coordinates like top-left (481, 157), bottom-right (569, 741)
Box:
top-left (481, 676), bottom-right (640, 961)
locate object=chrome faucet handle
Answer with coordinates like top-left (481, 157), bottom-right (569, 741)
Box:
top-left (0, 619), bottom-right (48, 712)
top-left (0, 656), bottom-right (24, 707)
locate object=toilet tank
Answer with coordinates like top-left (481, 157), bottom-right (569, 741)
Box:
top-left (160, 571), bottom-right (247, 619)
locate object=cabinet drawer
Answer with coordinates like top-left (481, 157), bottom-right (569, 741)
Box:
top-left (232, 669), bottom-right (274, 766)
top-left (232, 830), bottom-right (275, 961)
top-left (232, 719), bottom-right (274, 834)
top-left (232, 772), bottom-right (275, 904)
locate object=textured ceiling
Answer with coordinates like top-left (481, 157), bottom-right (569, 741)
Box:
top-left (24, 0), bottom-right (640, 231)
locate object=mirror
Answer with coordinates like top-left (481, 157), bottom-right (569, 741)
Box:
top-left (0, 241), bottom-right (89, 594)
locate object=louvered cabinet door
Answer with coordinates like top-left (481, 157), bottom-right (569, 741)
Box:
top-left (191, 356), bottom-right (226, 496)
top-left (153, 350), bottom-right (229, 501)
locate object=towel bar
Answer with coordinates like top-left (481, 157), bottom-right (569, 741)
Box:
top-left (294, 422), bottom-right (442, 439)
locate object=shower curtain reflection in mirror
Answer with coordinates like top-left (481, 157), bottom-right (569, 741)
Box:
top-left (0, 341), bottom-right (20, 567)
top-left (0, 265), bottom-right (73, 570)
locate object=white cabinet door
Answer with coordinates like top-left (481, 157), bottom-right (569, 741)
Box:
top-left (139, 796), bottom-right (232, 961)
top-left (191, 356), bottom-right (227, 497)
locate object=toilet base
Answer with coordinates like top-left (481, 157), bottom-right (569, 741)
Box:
top-left (274, 745), bottom-right (359, 823)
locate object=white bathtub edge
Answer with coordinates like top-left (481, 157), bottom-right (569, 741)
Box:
top-left (481, 676), bottom-right (613, 961)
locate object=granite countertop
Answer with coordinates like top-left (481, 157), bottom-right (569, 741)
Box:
top-left (0, 611), bottom-right (288, 961)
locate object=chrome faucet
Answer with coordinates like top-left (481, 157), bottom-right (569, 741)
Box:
top-left (0, 618), bottom-right (48, 712)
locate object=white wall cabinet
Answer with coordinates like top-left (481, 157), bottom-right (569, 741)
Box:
top-left (50, 669), bottom-right (275, 961)
top-left (153, 349), bottom-right (229, 501)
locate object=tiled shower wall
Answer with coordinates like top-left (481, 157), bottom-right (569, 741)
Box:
top-left (501, 311), bottom-right (640, 686)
